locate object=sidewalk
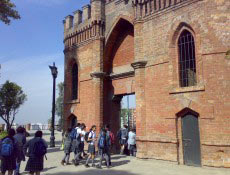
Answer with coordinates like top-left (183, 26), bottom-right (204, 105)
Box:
top-left (20, 131), bottom-right (229, 175)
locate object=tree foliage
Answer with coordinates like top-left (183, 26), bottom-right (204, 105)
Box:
top-left (55, 82), bottom-right (64, 130)
top-left (0, 80), bottom-right (27, 130)
top-left (0, 0), bottom-right (20, 25)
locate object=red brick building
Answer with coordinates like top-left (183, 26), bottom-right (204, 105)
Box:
top-left (63, 0), bottom-right (230, 167)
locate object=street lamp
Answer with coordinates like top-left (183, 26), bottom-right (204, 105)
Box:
top-left (49, 62), bottom-right (58, 147)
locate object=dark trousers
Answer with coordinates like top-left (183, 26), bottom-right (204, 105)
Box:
top-left (98, 149), bottom-right (109, 167)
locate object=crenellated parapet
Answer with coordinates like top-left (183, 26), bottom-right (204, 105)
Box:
top-left (63, 0), bottom-right (105, 49)
top-left (132, 0), bottom-right (202, 21)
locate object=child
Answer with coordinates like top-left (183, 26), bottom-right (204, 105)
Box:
top-left (23, 131), bottom-right (47, 175)
top-left (128, 128), bottom-right (136, 156)
top-left (96, 128), bottom-right (110, 169)
top-left (85, 125), bottom-right (96, 168)
top-left (0, 128), bottom-right (19, 175)
top-left (61, 128), bottom-right (72, 165)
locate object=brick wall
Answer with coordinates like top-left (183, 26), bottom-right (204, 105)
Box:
top-left (64, 0), bottom-right (230, 168)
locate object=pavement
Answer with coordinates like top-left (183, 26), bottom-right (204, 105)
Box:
top-left (19, 131), bottom-right (229, 175)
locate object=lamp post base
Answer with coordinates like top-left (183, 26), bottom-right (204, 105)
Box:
top-left (50, 136), bottom-right (55, 147)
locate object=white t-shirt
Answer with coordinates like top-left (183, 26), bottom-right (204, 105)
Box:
top-left (88, 131), bottom-right (96, 145)
top-left (81, 130), bottom-right (86, 142)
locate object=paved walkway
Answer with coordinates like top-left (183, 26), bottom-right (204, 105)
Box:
top-left (20, 131), bottom-right (229, 175)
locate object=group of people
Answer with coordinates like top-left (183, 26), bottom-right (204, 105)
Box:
top-left (61, 123), bottom-right (136, 169)
top-left (0, 127), bottom-right (47, 175)
top-left (0, 123), bottom-right (136, 174)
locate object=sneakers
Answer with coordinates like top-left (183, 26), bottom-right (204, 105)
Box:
top-left (92, 163), bottom-right (96, 167)
top-left (85, 164), bottom-right (90, 168)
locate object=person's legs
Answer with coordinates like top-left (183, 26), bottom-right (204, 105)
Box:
top-left (29, 171), bottom-right (34, 175)
top-left (35, 171), bottom-right (40, 175)
top-left (97, 150), bottom-right (103, 168)
top-left (85, 154), bottom-right (91, 166)
top-left (61, 154), bottom-right (67, 165)
top-left (107, 148), bottom-right (111, 165)
top-left (65, 153), bottom-right (70, 164)
top-left (14, 161), bottom-right (21, 175)
top-left (91, 154), bottom-right (95, 166)
top-left (104, 153), bottom-right (110, 168)
top-left (8, 170), bottom-right (13, 175)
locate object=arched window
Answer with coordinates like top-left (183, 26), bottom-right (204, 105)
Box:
top-left (178, 30), bottom-right (197, 87)
top-left (72, 63), bottom-right (78, 100)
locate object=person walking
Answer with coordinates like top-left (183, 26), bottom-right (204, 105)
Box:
top-left (118, 125), bottom-right (128, 155)
top-left (23, 131), bottom-right (48, 175)
top-left (61, 128), bottom-right (72, 165)
top-left (96, 128), bottom-right (110, 169)
top-left (0, 128), bottom-right (19, 175)
top-left (128, 128), bottom-right (136, 156)
top-left (85, 125), bottom-right (96, 168)
top-left (104, 124), bottom-right (114, 166)
top-left (72, 123), bottom-right (85, 166)
top-left (13, 127), bottom-right (26, 175)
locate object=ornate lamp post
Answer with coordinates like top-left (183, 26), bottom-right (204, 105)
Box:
top-left (49, 62), bottom-right (58, 147)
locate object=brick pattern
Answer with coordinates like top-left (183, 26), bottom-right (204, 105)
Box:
top-left (64, 0), bottom-right (230, 167)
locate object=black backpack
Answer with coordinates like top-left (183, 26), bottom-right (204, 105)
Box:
top-left (85, 132), bottom-right (91, 143)
top-left (33, 139), bottom-right (47, 157)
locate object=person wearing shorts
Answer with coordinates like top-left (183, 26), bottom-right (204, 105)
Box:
top-left (85, 125), bottom-right (96, 168)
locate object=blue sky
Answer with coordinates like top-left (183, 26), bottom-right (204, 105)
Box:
top-left (0, 0), bottom-right (135, 124)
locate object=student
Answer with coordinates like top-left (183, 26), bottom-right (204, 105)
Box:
top-left (72, 123), bottom-right (86, 166)
top-left (85, 125), bottom-right (96, 168)
top-left (71, 123), bottom-right (81, 165)
top-left (118, 125), bottom-right (128, 155)
top-left (61, 128), bottom-right (72, 165)
top-left (96, 128), bottom-right (110, 169)
top-left (24, 131), bottom-right (48, 175)
top-left (104, 124), bottom-right (114, 166)
top-left (80, 123), bottom-right (86, 159)
top-left (14, 126), bottom-right (26, 175)
top-left (128, 128), bottom-right (136, 156)
top-left (0, 128), bottom-right (19, 175)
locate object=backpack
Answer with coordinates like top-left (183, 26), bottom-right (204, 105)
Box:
top-left (70, 129), bottom-right (81, 141)
top-left (85, 131), bottom-right (92, 143)
top-left (109, 131), bottom-right (115, 144)
top-left (98, 135), bottom-right (106, 149)
top-left (33, 139), bottom-right (47, 157)
top-left (1, 138), bottom-right (14, 157)
top-left (117, 130), bottom-right (121, 140)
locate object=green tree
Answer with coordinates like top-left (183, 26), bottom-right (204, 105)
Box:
top-left (0, 80), bottom-right (27, 130)
top-left (0, 0), bottom-right (20, 25)
top-left (55, 82), bottom-right (64, 131)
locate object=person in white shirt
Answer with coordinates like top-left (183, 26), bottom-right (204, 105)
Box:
top-left (128, 128), bottom-right (136, 156)
top-left (85, 125), bottom-right (97, 168)
top-left (73, 123), bottom-right (86, 165)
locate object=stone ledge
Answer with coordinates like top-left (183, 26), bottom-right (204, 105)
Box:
top-left (109, 71), bottom-right (134, 80)
top-left (169, 85), bottom-right (205, 94)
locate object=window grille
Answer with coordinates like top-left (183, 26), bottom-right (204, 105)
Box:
top-left (178, 30), bottom-right (197, 87)
top-left (72, 64), bottom-right (78, 100)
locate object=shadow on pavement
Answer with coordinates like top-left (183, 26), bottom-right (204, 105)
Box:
top-left (47, 147), bottom-right (62, 154)
top-left (43, 166), bottom-right (57, 172)
top-left (45, 169), bottom-right (138, 175)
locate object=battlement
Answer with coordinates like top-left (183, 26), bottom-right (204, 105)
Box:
top-left (63, 1), bottom-right (106, 49)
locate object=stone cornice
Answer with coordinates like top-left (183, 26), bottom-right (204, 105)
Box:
top-left (90, 71), bottom-right (107, 79)
top-left (109, 71), bottom-right (134, 80)
top-left (131, 61), bottom-right (147, 69)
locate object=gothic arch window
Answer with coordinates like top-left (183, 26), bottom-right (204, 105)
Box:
top-left (72, 63), bottom-right (78, 100)
top-left (178, 30), bottom-right (197, 87)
